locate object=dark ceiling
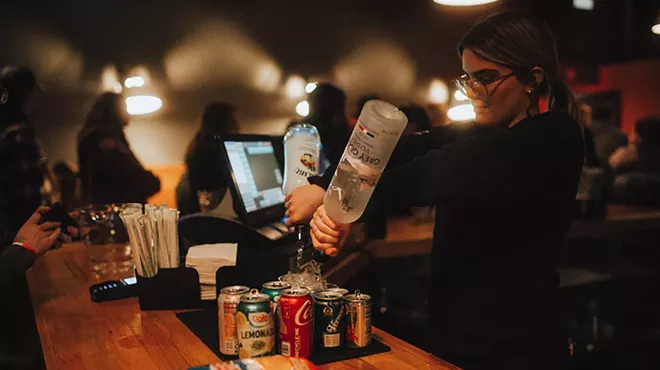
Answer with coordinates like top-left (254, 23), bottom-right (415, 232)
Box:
top-left (1, 0), bottom-right (658, 88)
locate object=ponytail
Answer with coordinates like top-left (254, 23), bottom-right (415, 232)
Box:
top-left (549, 79), bottom-right (579, 122)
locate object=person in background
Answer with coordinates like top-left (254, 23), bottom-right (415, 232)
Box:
top-left (293, 12), bottom-right (584, 370)
top-left (52, 161), bottom-right (81, 210)
top-left (306, 84), bottom-right (350, 167)
top-left (349, 94), bottom-right (380, 129)
top-left (77, 92), bottom-right (160, 205)
top-left (180, 102), bottom-right (238, 215)
top-left (0, 66), bottom-right (58, 243)
top-left (609, 116), bottom-right (660, 205)
top-left (583, 105), bottom-right (627, 166)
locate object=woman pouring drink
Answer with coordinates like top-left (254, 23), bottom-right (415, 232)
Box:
top-left (284, 12), bottom-right (584, 370)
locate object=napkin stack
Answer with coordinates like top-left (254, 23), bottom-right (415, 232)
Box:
top-left (185, 243), bottom-right (237, 300)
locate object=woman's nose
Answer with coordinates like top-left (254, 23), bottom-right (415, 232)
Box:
top-left (465, 85), bottom-right (479, 101)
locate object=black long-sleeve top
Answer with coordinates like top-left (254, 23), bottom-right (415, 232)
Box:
top-left (312, 112), bottom-right (584, 361)
top-left (77, 127), bottom-right (160, 205)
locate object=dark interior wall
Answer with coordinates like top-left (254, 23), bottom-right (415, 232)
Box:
top-left (2, 0), bottom-right (659, 165)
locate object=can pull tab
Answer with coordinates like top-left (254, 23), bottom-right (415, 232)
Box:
top-left (249, 289), bottom-right (259, 295)
top-left (355, 289), bottom-right (361, 299)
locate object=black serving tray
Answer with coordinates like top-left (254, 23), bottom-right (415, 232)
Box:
top-left (176, 308), bottom-right (390, 365)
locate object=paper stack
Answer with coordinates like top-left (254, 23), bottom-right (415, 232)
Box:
top-left (185, 243), bottom-right (237, 300)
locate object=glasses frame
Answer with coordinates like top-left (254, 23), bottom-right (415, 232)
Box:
top-left (454, 71), bottom-right (518, 100)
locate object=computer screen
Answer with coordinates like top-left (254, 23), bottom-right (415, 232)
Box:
top-left (224, 141), bottom-right (286, 214)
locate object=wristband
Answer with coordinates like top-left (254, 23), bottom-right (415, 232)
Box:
top-left (12, 242), bottom-right (38, 256)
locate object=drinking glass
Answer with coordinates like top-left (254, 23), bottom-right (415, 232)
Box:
top-left (78, 203), bottom-right (142, 279)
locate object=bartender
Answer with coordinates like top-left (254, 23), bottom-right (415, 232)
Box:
top-left (285, 12), bottom-right (584, 370)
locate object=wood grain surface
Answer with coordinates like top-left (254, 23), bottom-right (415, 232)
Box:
top-left (366, 204), bottom-right (660, 259)
top-left (26, 243), bottom-right (458, 370)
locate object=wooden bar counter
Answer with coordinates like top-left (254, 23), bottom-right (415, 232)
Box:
top-left (366, 205), bottom-right (660, 259)
top-left (26, 243), bottom-right (458, 370)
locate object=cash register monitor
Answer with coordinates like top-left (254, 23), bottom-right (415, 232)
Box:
top-left (221, 135), bottom-right (286, 226)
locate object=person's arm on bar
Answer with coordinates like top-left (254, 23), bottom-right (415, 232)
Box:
top-left (0, 207), bottom-right (78, 290)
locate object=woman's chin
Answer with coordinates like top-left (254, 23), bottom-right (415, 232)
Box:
top-left (474, 113), bottom-right (495, 125)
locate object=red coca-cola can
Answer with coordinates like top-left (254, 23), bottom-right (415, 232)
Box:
top-left (278, 287), bottom-right (313, 358)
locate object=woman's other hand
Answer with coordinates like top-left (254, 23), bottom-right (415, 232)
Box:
top-left (284, 185), bottom-right (326, 227)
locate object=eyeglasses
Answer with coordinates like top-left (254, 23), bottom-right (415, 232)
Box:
top-left (454, 72), bottom-right (517, 100)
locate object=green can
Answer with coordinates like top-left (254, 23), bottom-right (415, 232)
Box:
top-left (236, 289), bottom-right (275, 359)
top-left (261, 281), bottom-right (291, 311)
top-left (313, 290), bottom-right (345, 349)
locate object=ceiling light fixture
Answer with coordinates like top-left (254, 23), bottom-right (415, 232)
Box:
top-left (454, 90), bottom-right (469, 101)
top-left (295, 100), bottom-right (310, 117)
top-left (126, 95), bottom-right (163, 116)
top-left (428, 79), bottom-right (449, 104)
top-left (447, 103), bottom-right (475, 122)
top-left (573, 0), bottom-right (594, 11)
top-left (285, 75), bottom-right (307, 99)
top-left (432, 0), bottom-right (497, 6)
top-left (653, 24), bottom-right (660, 35)
top-left (125, 76), bottom-right (145, 89)
top-left (305, 82), bottom-right (318, 94)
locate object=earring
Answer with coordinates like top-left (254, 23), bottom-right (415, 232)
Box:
top-left (525, 88), bottom-right (533, 95)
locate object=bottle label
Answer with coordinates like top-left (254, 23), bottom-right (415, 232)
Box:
top-left (284, 134), bottom-right (320, 195)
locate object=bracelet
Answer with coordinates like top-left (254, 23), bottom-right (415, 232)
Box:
top-left (12, 242), bottom-right (38, 256)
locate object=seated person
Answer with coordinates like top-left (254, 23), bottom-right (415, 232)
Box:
top-left (609, 117), bottom-right (660, 206)
top-left (1, 206), bottom-right (78, 370)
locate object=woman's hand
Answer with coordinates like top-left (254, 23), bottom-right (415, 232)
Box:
top-left (284, 185), bottom-right (326, 227)
top-left (14, 207), bottom-right (62, 255)
top-left (309, 205), bottom-right (351, 257)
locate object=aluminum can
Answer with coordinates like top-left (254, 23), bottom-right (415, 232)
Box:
top-left (218, 285), bottom-right (250, 356)
top-left (326, 287), bottom-right (349, 296)
top-left (278, 287), bottom-right (313, 357)
top-left (344, 290), bottom-right (372, 348)
top-left (261, 281), bottom-right (290, 354)
top-left (313, 290), bottom-right (345, 349)
top-left (236, 289), bottom-right (275, 359)
top-left (261, 281), bottom-right (291, 312)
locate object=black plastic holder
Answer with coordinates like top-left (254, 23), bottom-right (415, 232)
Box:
top-left (135, 263), bottom-right (287, 311)
top-left (136, 267), bottom-right (207, 311)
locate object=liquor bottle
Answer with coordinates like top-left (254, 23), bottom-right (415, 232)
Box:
top-left (324, 100), bottom-right (408, 224)
top-left (282, 123), bottom-right (322, 268)
top-left (282, 123), bottom-right (321, 196)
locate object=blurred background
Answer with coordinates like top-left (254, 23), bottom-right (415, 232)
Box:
top-left (2, 2), bottom-right (660, 368)
top-left (1, 0), bottom-right (659, 206)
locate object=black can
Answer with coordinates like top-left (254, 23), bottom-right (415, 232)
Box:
top-left (313, 290), bottom-right (345, 349)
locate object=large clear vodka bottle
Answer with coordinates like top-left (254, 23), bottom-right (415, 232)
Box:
top-left (324, 100), bottom-right (408, 224)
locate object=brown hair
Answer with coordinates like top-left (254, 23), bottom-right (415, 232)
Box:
top-left (458, 11), bottom-right (579, 121)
